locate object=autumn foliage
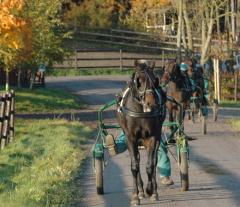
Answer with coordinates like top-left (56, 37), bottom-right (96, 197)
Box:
top-left (0, 0), bottom-right (32, 67)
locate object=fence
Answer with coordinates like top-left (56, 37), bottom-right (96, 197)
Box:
top-left (53, 49), bottom-right (173, 69)
top-left (75, 29), bottom-right (202, 53)
top-left (221, 72), bottom-right (240, 101)
top-left (0, 90), bottom-right (15, 150)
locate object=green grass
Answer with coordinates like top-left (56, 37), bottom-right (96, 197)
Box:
top-left (47, 68), bottom-right (134, 77)
top-left (47, 68), bottom-right (164, 77)
top-left (14, 88), bottom-right (85, 113)
top-left (220, 100), bottom-right (240, 108)
top-left (0, 119), bottom-right (93, 207)
top-left (229, 119), bottom-right (240, 130)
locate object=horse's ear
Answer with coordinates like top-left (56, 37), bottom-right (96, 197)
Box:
top-left (149, 61), bottom-right (155, 70)
top-left (154, 77), bottom-right (160, 87)
top-left (162, 65), bottom-right (166, 72)
top-left (134, 59), bottom-right (139, 67)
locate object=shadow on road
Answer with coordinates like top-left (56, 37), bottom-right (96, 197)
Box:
top-left (47, 79), bottom-right (125, 92)
top-left (157, 145), bottom-right (240, 206)
top-left (74, 154), bottom-right (131, 207)
top-left (190, 149), bottom-right (240, 206)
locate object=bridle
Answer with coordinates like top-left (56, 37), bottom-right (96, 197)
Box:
top-left (162, 64), bottom-right (179, 84)
top-left (118, 65), bottom-right (165, 118)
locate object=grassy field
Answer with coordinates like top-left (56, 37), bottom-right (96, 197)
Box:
top-left (220, 100), bottom-right (240, 108)
top-left (15, 88), bottom-right (85, 113)
top-left (229, 119), bottom-right (240, 130)
top-left (0, 119), bottom-right (93, 207)
top-left (47, 68), bottom-right (133, 77)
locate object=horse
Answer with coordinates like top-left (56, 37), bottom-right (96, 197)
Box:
top-left (116, 60), bottom-right (166, 205)
top-left (160, 60), bottom-right (192, 133)
top-left (186, 60), bottom-right (208, 121)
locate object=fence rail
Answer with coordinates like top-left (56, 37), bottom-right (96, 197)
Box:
top-left (0, 90), bottom-right (15, 150)
top-left (221, 72), bottom-right (240, 101)
top-left (75, 30), bottom-right (202, 53)
top-left (53, 49), bottom-right (173, 69)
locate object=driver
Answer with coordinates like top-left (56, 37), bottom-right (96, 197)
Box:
top-left (105, 131), bottom-right (174, 186)
top-left (180, 62), bottom-right (193, 92)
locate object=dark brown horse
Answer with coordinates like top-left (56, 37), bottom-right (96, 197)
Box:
top-left (186, 60), bottom-right (209, 123)
top-left (116, 60), bottom-right (166, 205)
top-left (161, 60), bottom-right (192, 131)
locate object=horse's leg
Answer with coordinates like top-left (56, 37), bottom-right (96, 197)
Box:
top-left (150, 138), bottom-right (160, 201)
top-left (128, 139), bottom-right (140, 205)
top-left (176, 104), bottom-right (185, 131)
top-left (145, 137), bottom-right (159, 200)
top-left (137, 152), bottom-right (145, 199)
top-left (169, 106), bottom-right (175, 134)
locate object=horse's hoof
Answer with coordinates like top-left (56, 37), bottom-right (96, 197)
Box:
top-left (150, 193), bottom-right (159, 201)
top-left (138, 191), bottom-right (145, 199)
top-left (131, 197), bottom-right (140, 206)
top-left (146, 184), bottom-right (153, 196)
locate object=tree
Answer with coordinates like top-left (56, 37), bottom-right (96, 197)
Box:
top-left (64, 0), bottom-right (129, 29)
top-left (124, 0), bottom-right (171, 30)
top-left (0, 0), bottom-right (32, 91)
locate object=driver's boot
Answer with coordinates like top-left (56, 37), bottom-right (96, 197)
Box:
top-left (105, 134), bottom-right (117, 156)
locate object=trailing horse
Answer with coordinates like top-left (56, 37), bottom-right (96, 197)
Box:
top-left (116, 60), bottom-right (166, 205)
top-left (160, 60), bottom-right (192, 136)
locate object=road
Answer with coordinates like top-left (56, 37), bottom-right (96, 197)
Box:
top-left (47, 76), bottom-right (240, 207)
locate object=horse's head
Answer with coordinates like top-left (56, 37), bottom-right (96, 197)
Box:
top-left (132, 59), bottom-right (160, 112)
top-left (184, 59), bottom-right (194, 78)
top-left (161, 60), bottom-right (181, 85)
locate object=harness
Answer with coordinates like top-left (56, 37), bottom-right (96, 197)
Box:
top-left (118, 87), bottom-right (165, 118)
top-left (118, 66), bottom-right (165, 118)
top-left (162, 69), bottom-right (192, 93)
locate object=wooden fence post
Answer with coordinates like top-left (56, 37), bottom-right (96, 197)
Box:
top-left (0, 95), bottom-right (6, 149)
top-left (162, 50), bottom-right (165, 67)
top-left (234, 72), bottom-right (238, 101)
top-left (1, 93), bottom-right (11, 148)
top-left (120, 49), bottom-right (123, 71)
top-left (75, 49), bottom-right (78, 69)
top-left (9, 90), bottom-right (15, 143)
top-left (217, 58), bottom-right (220, 102)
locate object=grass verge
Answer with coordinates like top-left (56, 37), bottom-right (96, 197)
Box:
top-left (228, 119), bottom-right (240, 130)
top-left (47, 68), bottom-right (164, 77)
top-left (47, 68), bottom-right (133, 77)
top-left (15, 88), bottom-right (85, 113)
top-left (0, 118), bottom-right (93, 207)
top-left (219, 100), bottom-right (240, 108)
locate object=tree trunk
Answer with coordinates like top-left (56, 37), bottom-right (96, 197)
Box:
top-left (17, 69), bottom-right (21, 88)
top-left (201, 17), bottom-right (214, 65)
top-left (202, 18), bottom-right (206, 45)
top-left (181, 21), bottom-right (188, 57)
top-left (177, 0), bottom-right (183, 64)
top-left (216, 7), bottom-right (220, 35)
top-left (183, 0), bottom-right (193, 56)
top-left (29, 72), bottom-right (34, 90)
top-left (231, 0), bottom-right (236, 40)
top-left (5, 70), bottom-right (9, 91)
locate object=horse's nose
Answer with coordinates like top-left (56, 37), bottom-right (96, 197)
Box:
top-left (143, 102), bottom-right (154, 112)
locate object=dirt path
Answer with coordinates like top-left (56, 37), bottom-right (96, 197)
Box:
top-left (47, 76), bottom-right (240, 207)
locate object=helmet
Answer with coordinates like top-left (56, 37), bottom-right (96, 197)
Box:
top-left (180, 62), bottom-right (189, 71)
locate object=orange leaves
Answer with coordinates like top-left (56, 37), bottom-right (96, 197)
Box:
top-left (1, 0), bottom-right (24, 11)
top-left (0, 0), bottom-right (32, 66)
top-left (159, 0), bottom-right (171, 6)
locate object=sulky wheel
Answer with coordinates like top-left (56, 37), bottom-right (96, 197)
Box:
top-left (179, 152), bottom-right (189, 191)
top-left (191, 110), bottom-right (195, 124)
top-left (95, 157), bottom-right (104, 194)
top-left (212, 101), bottom-right (218, 122)
top-left (202, 115), bottom-right (207, 135)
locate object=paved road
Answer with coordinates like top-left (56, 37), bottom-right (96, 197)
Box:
top-left (47, 76), bottom-right (240, 207)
